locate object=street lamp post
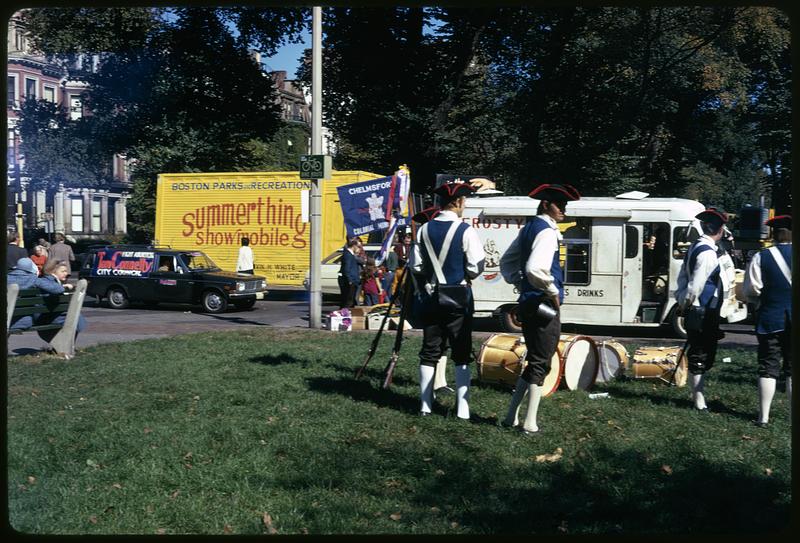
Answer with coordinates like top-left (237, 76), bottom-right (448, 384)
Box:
top-left (309, 6), bottom-right (323, 328)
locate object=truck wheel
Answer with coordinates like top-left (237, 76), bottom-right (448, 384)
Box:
top-left (670, 307), bottom-right (687, 339)
top-left (202, 290), bottom-right (228, 314)
top-left (499, 305), bottom-right (523, 333)
top-left (233, 298), bottom-right (257, 310)
top-left (106, 287), bottom-right (129, 310)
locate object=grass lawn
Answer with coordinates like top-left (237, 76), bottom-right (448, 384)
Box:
top-left (6, 329), bottom-right (792, 535)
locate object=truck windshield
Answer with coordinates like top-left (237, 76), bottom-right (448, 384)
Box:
top-left (180, 253), bottom-right (219, 271)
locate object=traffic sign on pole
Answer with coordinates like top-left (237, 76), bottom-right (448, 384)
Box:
top-left (300, 154), bottom-right (331, 180)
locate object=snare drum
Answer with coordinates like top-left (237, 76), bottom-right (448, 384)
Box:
top-left (477, 333), bottom-right (563, 396)
top-left (596, 340), bottom-right (628, 383)
top-left (631, 346), bottom-right (688, 387)
top-left (477, 333), bottom-right (527, 387)
top-left (559, 334), bottom-right (599, 391)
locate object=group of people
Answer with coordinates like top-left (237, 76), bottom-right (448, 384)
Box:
top-left (338, 231), bottom-right (413, 309)
top-left (7, 231), bottom-right (76, 275)
top-left (7, 231), bottom-right (87, 346)
top-left (404, 178), bottom-right (792, 433)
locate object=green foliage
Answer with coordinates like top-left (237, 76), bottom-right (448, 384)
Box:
top-left (17, 99), bottom-right (110, 191)
top-left (6, 330), bottom-right (791, 534)
top-left (239, 123), bottom-right (311, 172)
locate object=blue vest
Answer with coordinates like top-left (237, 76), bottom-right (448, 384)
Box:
top-left (518, 217), bottom-right (563, 306)
top-left (421, 220), bottom-right (469, 284)
top-left (756, 244), bottom-right (792, 334)
top-left (687, 242), bottom-right (721, 309)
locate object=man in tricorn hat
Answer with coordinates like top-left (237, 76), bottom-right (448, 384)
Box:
top-left (410, 182), bottom-right (485, 419)
top-left (743, 215), bottom-right (792, 428)
top-left (411, 206), bottom-right (452, 395)
top-left (499, 183), bottom-right (581, 434)
top-left (675, 207), bottom-right (729, 412)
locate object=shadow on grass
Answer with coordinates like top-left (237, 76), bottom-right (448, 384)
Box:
top-left (306, 376), bottom-right (420, 415)
top-left (248, 353), bottom-right (305, 366)
top-left (328, 362), bottom-right (416, 388)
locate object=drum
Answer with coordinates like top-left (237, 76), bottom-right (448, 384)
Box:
top-left (559, 334), bottom-right (599, 391)
top-left (477, 333), bottom-right (528, 388)
top-left (477, 333), bottom-right (563, 396)
top-left (631, 346), bottom-right (688, 387)
top-left (596, 340), bottom-right (628, 383)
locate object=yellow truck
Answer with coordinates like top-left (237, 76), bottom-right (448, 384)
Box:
top-left (154, 171), bottom-right (381, 287)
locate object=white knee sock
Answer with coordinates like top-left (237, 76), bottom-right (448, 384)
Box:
top-left (503, 377), bottom-right (529, 427)
top-left (455, 364), bottom-right (471, 419)
top-left (433, 355), bottom-right (448, 390)
top-left (522, 384), bottom-right (542, 432)
top-left (419, 365), bottom-right (435, 414)
top-left (758, 377), bottom-right (777, 424)
top-left (691, 373), bottom-right (707, 410)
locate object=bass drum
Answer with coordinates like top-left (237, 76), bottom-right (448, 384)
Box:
top-left (559, 334), bottom-right (600, 391)
top-left (596, 340), bottom-right (628, 383)
top-left (477, 333), bottom-right (563, 397)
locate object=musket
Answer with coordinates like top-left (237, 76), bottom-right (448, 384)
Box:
top-left (354, 264), bottom-right (408, 380)
top-left (382, 268), bottom-right (414, 389)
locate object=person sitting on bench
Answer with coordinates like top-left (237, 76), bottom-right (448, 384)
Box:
top-left (7, 257), bottom-right (87, 342)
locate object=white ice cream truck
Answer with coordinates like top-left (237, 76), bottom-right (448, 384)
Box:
top-left (463, 191), bottom-right (746, 337)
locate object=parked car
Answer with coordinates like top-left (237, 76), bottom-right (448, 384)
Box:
top-left (303, 244), bottom-right (383, 294)
top-left (78, 245), bottom-right (268, 313)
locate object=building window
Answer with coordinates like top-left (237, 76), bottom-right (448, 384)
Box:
top-left (25, 78), bottom-right (37, 99)
top-left (69, 95), bottom-right (82, 120)
top-left (71, 198), bottom-right (83, 232)
top-left (43, 86), bottom-right (56, 103)
top-left (91, 199), bottom-right (102, 232)
top-left (7, 128), bottom-right (16, 167)
top-left (7, 75), bottom-right (19, 109)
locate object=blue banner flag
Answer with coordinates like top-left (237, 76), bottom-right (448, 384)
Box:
top-left (337, 174), bottom-right (409, 238)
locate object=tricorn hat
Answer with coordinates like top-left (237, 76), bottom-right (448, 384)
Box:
top-left (433, 180), bottom-right (476, 204)
top-left (412, 206), bottom-right (440, 225)
top-left (695, 207), bottom-right (728, 228)
top-left (766, 214), bottom-right (791, 230)
top-left (527, 183), bottom-right (581, 201)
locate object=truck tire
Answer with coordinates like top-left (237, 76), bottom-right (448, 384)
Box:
top-left (669, 307), bottom-right (687, 339)
top-left (106, 287), bottom-right (129, 310)
top-left (202, 289), bottom-right (228, 314)
top-left (499, 305), bottom-right (523, 333)
top-left (233, 298), bottom-right (257, 310)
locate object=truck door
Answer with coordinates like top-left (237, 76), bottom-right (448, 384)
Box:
top-left (622, 223), bottom-right (643, 322)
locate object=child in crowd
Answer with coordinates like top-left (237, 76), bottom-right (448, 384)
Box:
top-left (360, 258), bottom-right (382, 307)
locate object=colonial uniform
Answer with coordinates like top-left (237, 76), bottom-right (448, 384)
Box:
top-left (499, 183), bottom-right (580, 434)
top-left (743, 215), bottom-right (792, 427)
top-left (675, 208), bottom-right (729, 411)
top-left (338, 243), bottom-right (360, 308)
top-left (410, 184), bottom-right (485, 418)
top-left (412, 206), bottom-right (452, 394)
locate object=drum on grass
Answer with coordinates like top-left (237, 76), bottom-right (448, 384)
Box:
top-left (631, 346), bottom-right (688, 387)
top-left (559, 334), bottom-right (600, 391)
top-left (477, 333), bottom-right (528, 388)
top-left (596, 340), bottom-right (628, 383)
top-left (477, 333), bottom-right (563, 396)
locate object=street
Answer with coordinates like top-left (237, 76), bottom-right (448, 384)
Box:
top-left (7, 290), bottom-right (758, 357)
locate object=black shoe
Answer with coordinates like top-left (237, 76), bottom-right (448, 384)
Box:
top-left (420, 411), bottom-right (431, 417)
top-left (695, 407), bottom-right (709, 413)
top-left (500, 420), bottom-right (518, 429)
top-left (752, 420), bottom-right (769, 429)
top-left (520, 428), bottom-right (541, 436)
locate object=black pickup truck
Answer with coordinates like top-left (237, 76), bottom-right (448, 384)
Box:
top-left (78, 245), bottom-right (268, 313)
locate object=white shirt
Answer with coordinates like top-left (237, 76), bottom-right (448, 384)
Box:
top-left (675, 235), bottom-right (721, 309)
top-left (743, 242), bottom-right (792, 302)
top-left (410, 210), bottom-right (486, 285)
top-left (499, 214), bottom-right (561, 297)
top-left (236, 245), bottom-right (254, 271)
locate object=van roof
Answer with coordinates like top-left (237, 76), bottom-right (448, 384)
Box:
top-left (465, 195), bottom-right (705, 221)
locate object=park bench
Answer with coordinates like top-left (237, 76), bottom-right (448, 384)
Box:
top-left (6, 279), bottom-right (88, 358)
